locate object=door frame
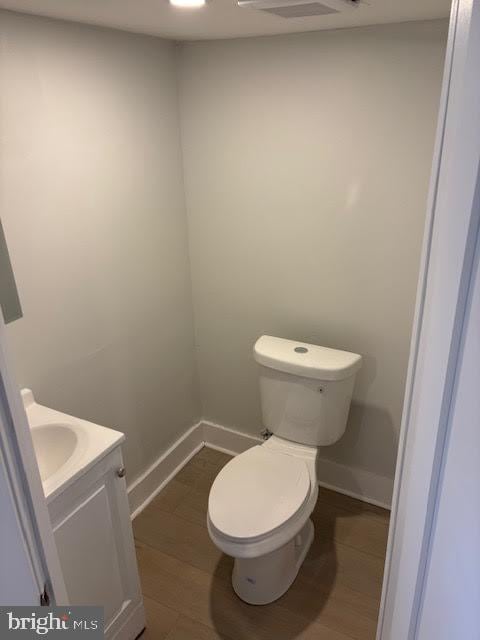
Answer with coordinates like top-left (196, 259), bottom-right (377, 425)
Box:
top-left (376, 0), bottom-right (480, 637)
top-left (0, 0), bottom-right (479, 631)
top-left (0, 315), bottom-right (67, 604)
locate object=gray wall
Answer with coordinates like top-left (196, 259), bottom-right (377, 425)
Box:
top-left (0, 13), bottom-right (447, 495)
top-left (0, 11), bottom-right (200, 483)
top-left (179, 20), bottom-right (447, 484)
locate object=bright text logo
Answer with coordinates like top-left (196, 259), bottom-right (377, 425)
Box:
top-left (0, 607), bottom-right (103, 638)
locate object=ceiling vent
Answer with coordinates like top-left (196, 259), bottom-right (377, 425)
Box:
top-left (237, 0), bottom-right (360, 19)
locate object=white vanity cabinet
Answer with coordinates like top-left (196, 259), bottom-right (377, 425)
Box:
top-left (48, 446), bottom-right (145, 640)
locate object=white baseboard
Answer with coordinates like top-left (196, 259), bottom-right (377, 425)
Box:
top-left (313, 457), bottom-right (393, 510)
top-left (108, 598), bottom-right (145, 640)
top-left (127, 421), bottom-right (203, 519)
top-left (201, 420), bottom-right (393, 509)
top-left (202, 419), bottom-right (263, 455)
top-left (128, 418), bottom-right (392, 519)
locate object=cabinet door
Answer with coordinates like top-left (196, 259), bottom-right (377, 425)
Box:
top-left (50, 448), bottom-right (143, 636)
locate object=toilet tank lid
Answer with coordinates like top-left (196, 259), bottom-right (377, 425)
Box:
top-left (254, 335), bottom-right (362, 381)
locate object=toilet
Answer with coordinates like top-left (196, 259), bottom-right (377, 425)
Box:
top-left (207, 335), bottom-right (362, 605)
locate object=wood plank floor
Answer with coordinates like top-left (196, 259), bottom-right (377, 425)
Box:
top-left (133, 447), bottom-right (390, 640)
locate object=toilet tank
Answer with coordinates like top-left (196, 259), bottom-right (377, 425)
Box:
top-left (254, 336), bottom-right (362, 446)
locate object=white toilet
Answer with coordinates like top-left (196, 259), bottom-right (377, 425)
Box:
top-left (207, 335), bottom-right (362, 605)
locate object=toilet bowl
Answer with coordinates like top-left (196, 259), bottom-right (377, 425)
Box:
top-left (208, 436), bottom-right (318, 604)
top-left (207, 335), bottom-right (361, 605)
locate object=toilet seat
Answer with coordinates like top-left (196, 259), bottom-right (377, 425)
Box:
top-left (208, 445), bottom-right (311, 542)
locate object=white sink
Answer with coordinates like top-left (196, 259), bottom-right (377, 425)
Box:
top-left (22, 389), bottom-right (125, 501)
top-left (31, 423), bottom-right (80, 482)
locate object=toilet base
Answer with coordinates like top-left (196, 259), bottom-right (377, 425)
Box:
top-left (232, 518), bottom-right (314, 605)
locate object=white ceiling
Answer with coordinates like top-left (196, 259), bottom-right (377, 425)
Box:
top-left (0, 0), bottom-right (451, 41)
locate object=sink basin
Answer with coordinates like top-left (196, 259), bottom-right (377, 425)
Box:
top-left (31, 423), bottom-right (79, 482)
top-left (21, 389), bottom-right (125, 501)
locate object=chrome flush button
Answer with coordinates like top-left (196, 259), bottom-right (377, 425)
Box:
top-left (294, 346), bottom-right (308, 353)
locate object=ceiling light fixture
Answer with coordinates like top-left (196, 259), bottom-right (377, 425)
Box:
top-left (169, 0), bottom-right (206, 8)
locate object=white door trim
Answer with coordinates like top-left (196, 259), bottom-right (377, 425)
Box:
top-left (0, 318), bottom-right (67, 604)
top-left (377, 0), bottom-right (480, 638)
